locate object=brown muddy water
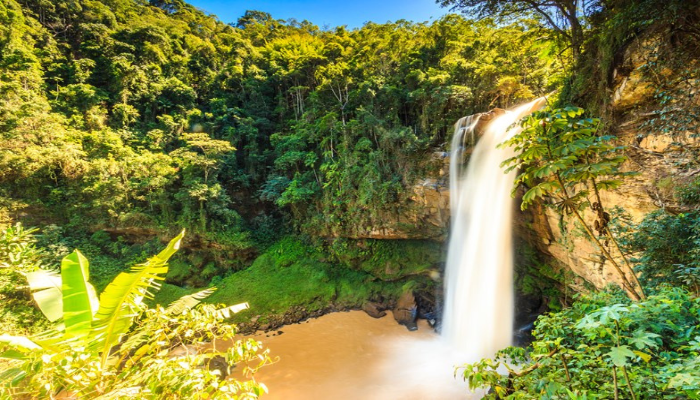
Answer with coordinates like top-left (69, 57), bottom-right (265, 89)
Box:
top-left (243, 311), bottom-right (483, 400)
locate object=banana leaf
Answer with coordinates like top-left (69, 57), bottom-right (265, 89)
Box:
top-left (24, 270), bottom-right (63, 322)
top-left (165, 287), bottom-right (216, 315)
top-left (61, 250), bottom-right (98, 339)
top-left (89, 230), bottom-right (185, 365)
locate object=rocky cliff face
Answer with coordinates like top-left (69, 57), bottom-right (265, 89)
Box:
top-left (341, 112), bottom-right (508, 241)
top-left (523, 27), bottom-right (700, 293)
top-left (336, 152), bottom-right (451, 241)
top-left (378, 34), bottom-right (697, 296)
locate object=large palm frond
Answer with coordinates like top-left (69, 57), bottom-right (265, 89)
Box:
top-left (61, 250), bottom-right (98, 339)
top-left (24, 269), bottom-right (63, 322)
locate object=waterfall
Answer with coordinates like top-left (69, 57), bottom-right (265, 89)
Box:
top-left (441, 98), bottom-right (546, 358)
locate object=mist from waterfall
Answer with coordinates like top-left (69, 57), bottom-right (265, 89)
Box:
top-left (441, 98), bottom-right (546, 358)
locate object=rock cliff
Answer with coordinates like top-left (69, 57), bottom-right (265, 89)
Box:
top-left (522, 26), bottom-right (700, 292)
top-left (334, 152), bottom-right (451, 241)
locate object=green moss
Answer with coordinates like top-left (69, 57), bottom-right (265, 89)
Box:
top-left (201, 262), bottom-right (218, 279)
top-left (327, 238), bottom-right (443, 281)
top-left (656, 176), bottom-right (675, 190)
top-left (166, 259), bottom-right (196, 284)
top-left (203, 237), bottom-right (415, 322)
top-left (514, 240), bottom-right (574, 311)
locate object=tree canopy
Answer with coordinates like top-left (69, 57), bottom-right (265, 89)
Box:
top-left (436, 0), bottom-right (601, 61)
top-left (0, 0), bottom-right (564, 246)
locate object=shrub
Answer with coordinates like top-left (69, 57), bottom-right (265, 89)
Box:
top-left (459, 288), bottom-right (700, 399)
top-left (0, 231), bottom-right (271, 399)
top-left (0, 224), bottom-right (52, 336)
top-left (622, 210), bottom-right (700, 292)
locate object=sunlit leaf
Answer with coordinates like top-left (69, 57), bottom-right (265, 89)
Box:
top-left (166, 287), bottom-right (217, 314)
top-left (607, 345), bottom-right (636, 367)
top-left (24, 270), bottom-right (63, 322)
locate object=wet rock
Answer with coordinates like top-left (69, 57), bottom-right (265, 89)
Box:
top-left (392, 291), bottom-right (418, 331)
top-left (514, 293), bottom-right (544, 318)
top-left (207, 355), bottom-right (230, 379)
top-left (513, 322), bottom-right (536, 347)
top-left (362, 302), bottom-right (387, 319)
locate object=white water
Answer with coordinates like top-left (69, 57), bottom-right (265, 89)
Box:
top-left (441, 98), bottom-right (546, 358)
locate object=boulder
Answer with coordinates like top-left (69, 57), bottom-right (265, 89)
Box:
top-left (392, 291), bottom-right (418, 331)
top-left (169, 345), bottom-right (231, 380)
top-left (207, 355), bottom-right (230, 379)
top-left (362, 302), bottom-right (386, 319)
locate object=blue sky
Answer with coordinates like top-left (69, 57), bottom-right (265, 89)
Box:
top-left (186, 0), bottom-right (450, 29)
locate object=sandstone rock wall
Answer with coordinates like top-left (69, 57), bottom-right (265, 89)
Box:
top-left (337, 151), bottom-right (451, 240)
top-left (524, 29), bottom-right (700, 292)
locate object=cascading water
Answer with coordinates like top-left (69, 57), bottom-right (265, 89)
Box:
top-left (442, 98), bottom-right (546, 358)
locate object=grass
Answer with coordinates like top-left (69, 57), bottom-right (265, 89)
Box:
top-left (1, 227), bottom-right (439, 335)
top-left (99, 235), bottom-right (438, 325)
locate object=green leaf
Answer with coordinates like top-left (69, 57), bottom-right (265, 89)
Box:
top-left (522, 185), bottom-right (545, 209)
top-left (166, 287), bottom-right (216, 314)
top-left (0, 334), bottom-right (41, 351)
top-left (575, 314), bottom-right (602, 332)
top-left (213, 302), bottom-right (249, 319)
top-left (628, 330), bottom-right (661, 350)
top-left (596, 180), bottom-right (622, 190)
top-left (24, 269), bottom-right (63, 322)
top-left (667, 373), bottom-right (700, 389)
top-left (61, 250), bottom-right (98, 339)
top-left (0, 350), bottom-right (30, 360)
top-left (0, 368), bottom-right (26, 385)
top-left (591, 304), bottom-right (628, 324)
top-left (632, 350), bottom-right (651, 363)
top-left (90, 230), bottom-right (185, 365)
top-left (607, 345), bottom-right (636, 367)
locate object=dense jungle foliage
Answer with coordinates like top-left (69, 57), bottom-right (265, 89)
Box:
top-left (1, 0), bottom-right (700, 398)
top-left (0, 0), bottom-right (566, 317)
top-left (465, 109), bottom-right (700, 398)
top-left (1, 229), bottom-right (272, 398)
top-left (0, 0), bottom-right (560, 241)
top-left (458, 0), bottom-right (700, 395)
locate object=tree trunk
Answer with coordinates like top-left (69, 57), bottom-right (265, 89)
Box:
top-left (563, 0), bottom-right (584, 63)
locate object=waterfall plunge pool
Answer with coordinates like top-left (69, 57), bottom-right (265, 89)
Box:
top-left (237, 311), bottom-right (483, 400)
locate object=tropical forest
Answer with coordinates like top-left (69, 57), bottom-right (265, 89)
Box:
top-left (0, 0), bottom-right (699, 398)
